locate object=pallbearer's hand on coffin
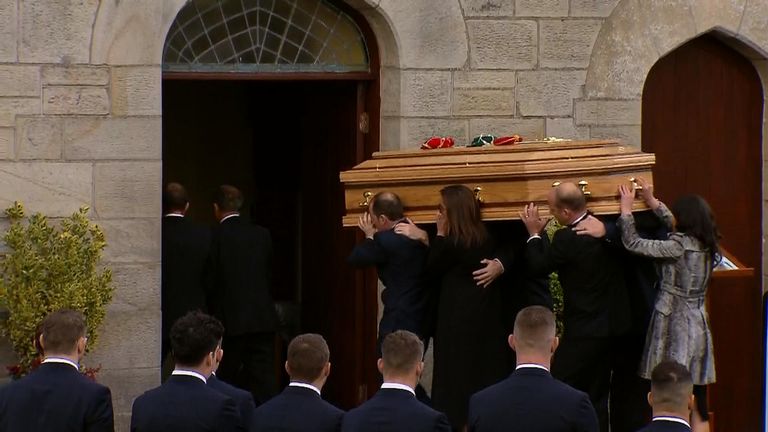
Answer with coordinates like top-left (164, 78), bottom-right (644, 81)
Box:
top-left (520, 203), bottom-right (549, 237)
top-left (618, 185), bottom-right (636, 215)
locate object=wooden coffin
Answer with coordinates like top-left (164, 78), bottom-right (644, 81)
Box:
top-left (340, 139), bottom-right (655, 226)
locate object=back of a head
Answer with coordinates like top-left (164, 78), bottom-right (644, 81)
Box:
top-left (371, 192), bottom-right (404, 221)
top-left (381, 330), bottom-right (424, 376)
top-left (287, 334), bottom-right (330, 383)
top-left (650, 361), bottom-right (693, 413)
top-left (513, 306), bottom-right (556, 354)
top-left (170, 311), bottom-right (224, 368)
top-left (163, 182), bottom-right (188, 214)
top-left (40, 309), bottom-right (86, 356)
top-left (440, 184), bottom-right (487, 248)
top-left (215, 185), bottom-right (244, 213)
top-left (554, 182), bottom-right (587, 213)
top-left (671, 194), bottom-right (721, 261)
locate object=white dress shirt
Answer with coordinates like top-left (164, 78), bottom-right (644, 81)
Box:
top-left (289, 382), bottom-right (322, 396)
top-left (652, 416), bottom-right (691, 429)
top-left (164, 213), bottom-right (184, 218)
top-left (171, 369), bottom-right (207, 383)
top-left (42, 357), bottom-right (79, 370)
top-left (515, 363), bottom-right (550, 372)
top-left (220, 214), bottom-right (240, 223)
top-left (381, 382), bottom-right (416, 396)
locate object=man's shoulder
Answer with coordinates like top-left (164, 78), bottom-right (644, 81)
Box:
top-left (209, 377), bottom-right (252, 403)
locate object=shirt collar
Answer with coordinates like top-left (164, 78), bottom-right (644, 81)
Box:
top-left (653, 417), bottom-right (691, 429)
top-left (516, 363), bottom-right (550, 372)
top-left (42, 357), bottom-right (79, 370)
top-left (289, 381), bottom-right (321, 396)
top-left (164, 213), bottom-right (184, 218)
top-left (171, 369), bottom-right (207, 383)
top-left (220, 213), bottom-right (240, 223)
top-left (381, 382), bottom-right (416, 396)
top-left (569, 211), bottom-right (590, 227)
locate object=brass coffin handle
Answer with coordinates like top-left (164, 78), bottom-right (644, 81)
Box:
top-left (578, 180), bottom-right (591, 196)
top-left (552, 181), bottom-right (561, 187)
top-left (358, 191), bottom-right (373, 208)
top-left (629, 177), bottom-right (644, 191)
top-left (474, 186), bottom-right (484, 203)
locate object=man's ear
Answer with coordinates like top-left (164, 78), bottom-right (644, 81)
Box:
top-left (284, 361), bottom-right (290, 376)
top-left (647, 392), bottom-right (653, 408)
top-left (183, 202), bottom-right (190, 215)
top-left (416, 361), bottom-right (424, 379)
top-left (688, 394), bottom-right (695, 412)
top-left (215, 347), bottom-right (223, 364)
top-left (324, 362), bottom-right (331, 378)
top-left (508, 334), bottom-right (516, 351)
top-left (377, 358), bottom-right (384, 375)
top-left (38, 334), bottom-right (46, 352)
top-left (552, 336), bottom-right (559, 354)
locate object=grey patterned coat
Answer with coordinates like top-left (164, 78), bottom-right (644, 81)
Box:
top-left (618, 202), bottom-right (716, 385)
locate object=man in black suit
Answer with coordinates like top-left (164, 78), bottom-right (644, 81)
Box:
top-left (0, 309), bottom-right (114, 432)
top-left (209, 339), bottom-right (257, 432)
top-left (253, 334), bottom-right (344, 431)
top-left (520, 182), bottom-right (631, 432)
top-left (208, 185), bottom-right (279, 404)
top-left (162, 182), bottom-right (211, 372)
top-left (342, 330), bottom-right (451, 432)
top-left (637, 361), bottom-right (694, 432)
top-left (131, 311), bottom-right (243, 431)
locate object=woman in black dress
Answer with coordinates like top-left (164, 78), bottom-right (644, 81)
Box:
top-left (398, 185), bottom-right (511, 430)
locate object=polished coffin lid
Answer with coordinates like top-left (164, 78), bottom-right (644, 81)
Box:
top-left (340, 139), bottom-right (655, 226)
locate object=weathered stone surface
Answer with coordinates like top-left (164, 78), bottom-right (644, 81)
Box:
top-left (739, 0), bottom-right (768, 56)
top-left (20, 0), bottom-right (100, 63)
top-left (469, 117), bottom-right (545, 140)
top-left (99, 218), bottom-right (161, 263)
top-left (378, 0), bottom-right (468, 68)
top-left (111, 67), bottom-right (162, 116)
top-left (92, 0), bottom-right (167, 65)
top-left (516, 0), bottom-right (568, 17)
top-left (517, 70), bottom-right (586, 116)
top-left (693, 0), bottom-right (746, 35)
top-left (570, 0), bottom-right (621, 17)
top-left (546, 118), bottom-right (590, 139)
top-left (0, 0), bottom-right (17, 61)
top-left (63, 117), bottom-right (161, 160)
top-left (0, 162), bottom-right (92, 216)
top-left (42, 65), bottom-right (110, 86)
top-left (0, 66), bottom-right (40, 97)
top-left (0, 128), bottom-right (13, 159)
top-left (590, 125), bottom-right (642, 146)
top-left (17, 117), bottom-right (63, 159)
top-left (43, 87), bottom-right (110, 115)
top-left (92, 368), bottom-right (159, 418)
top-left (381, 117), bottom-right (401, 151)
top-left (585, 0), bottom-right (659, 99)
top-left (380, 67), bottom-right (401, 117)
top-left (468, 20), bottom-right (537, 69)
top-left (453, 71), bottom-right (516, 88)
top-left (110, 263), bottom-right (161, 310)
top-left (453, 89), bottom-right (514, 116)
top-left (460, 0), bottom-right (514, 16)
top-left (575, 100), bottom-right (642, 125)
top-left (401, 71), bottom-right (452, 117)
top-left (0, 98), bottom-right (40, 127)
top-left (638, 0), bottom-right (697, 56)
top-left (94, 162), bottom-right (161, 218)
top-left (88, 309), bottom-right (159, 370)
top-left (540, 19), bottom-right (602, 68)
top-left (401, 118), bottom-right (469, 149)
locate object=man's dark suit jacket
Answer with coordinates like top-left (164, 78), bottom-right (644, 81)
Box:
top-left (0, 362), bottom-right (114, 432)
top-left (341, 387), bottom-right (451, 432)
top-left (208, 215), bottom-right (278, 335)
top-left (209, 374), bottom-right (257, 431)
top-left (162, 215), bottom-right (211, 345)
top-left (526, 225), bottom-right (630, 337)
top-left (467, 367), bottom-right (598, 432)
top-left (131, 374), bottom-right (242, 432)
top-left (636, 419), bottom-right (691, 432)
top-left (252, 384), bottom-right (344, 432)
top-left (347, 224), bottom-right (428, 338)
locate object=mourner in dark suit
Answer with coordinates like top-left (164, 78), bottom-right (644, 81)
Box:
top-left (521, 182), bottom-right (631, 432)
top-left (0, 309), bottom-right (114, 432)
top-left (468, 306), bottom-right (598, 432)
top-left (131, 312), bottom-right (243, 432)
top-left (208, 185), bottom-right (279, 404)
top-left (253, 334), bottom-right (343, 432)
top-left (162, 182), bottom-right (212, 367)
top-left (636, 361), bottom-right (694, 432)
top-left (209, 342), bottom-right (257, 432)
top-left (342, 331), bottom-right (451, 432)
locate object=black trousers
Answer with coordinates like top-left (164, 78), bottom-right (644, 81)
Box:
top-left (610, 334), bottom-right (652, 432)
top-left (218, 332), bottom-right (278, 406)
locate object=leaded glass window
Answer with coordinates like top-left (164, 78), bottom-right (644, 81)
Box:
top-left (164, 0), bottom-right (370, 73)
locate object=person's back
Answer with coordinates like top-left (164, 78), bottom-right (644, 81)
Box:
top-left (253, 334), bottom-right (343, 432)
top-left (0, 310), bottom-right (113, 432)
top-left (208, 375), bottom-right (257, 432)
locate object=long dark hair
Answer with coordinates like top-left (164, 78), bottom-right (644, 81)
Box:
top-left (440, 185), bottom-right (488, 249)
top-left (671, 195), bottom-right (721, 263)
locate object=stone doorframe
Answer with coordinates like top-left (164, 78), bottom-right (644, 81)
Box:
top-left (578, 0), bottom-right (768, 292)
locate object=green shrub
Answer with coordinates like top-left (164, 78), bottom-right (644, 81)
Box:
top-left (545, 220), bottom-right (565, 336)
top-left (0, 202), bottom-right (113, 377)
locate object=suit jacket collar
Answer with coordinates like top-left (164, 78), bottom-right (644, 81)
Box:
top-left (567, 211), bottom-right (591, 228)
top-left (511, 367), bottom-right (552, 378)
top-left (220, 214), bottom-right (241, 224)
top-left (284, 385), bottom-right (322, 399)
top-left (166, 374), bottom-right (208, 386)
top-left (35, 361), bottom-right (81, 375)
top-left (375, 387), bottom-right (416, 399)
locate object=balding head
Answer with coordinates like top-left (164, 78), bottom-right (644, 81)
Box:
top-left (369, 191), bottom-right (404, 230)
top-left (510, 306), bottom-right (558, 367)
top-left (547, 182), bottom-right (587, 225)
top-left (163, 182), bottom-right (189, 214)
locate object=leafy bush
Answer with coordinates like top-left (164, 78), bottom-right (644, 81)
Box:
top-left (545, 220), bottom-right (565, 336)
top-left (0, 202), bottom-right (113, 377)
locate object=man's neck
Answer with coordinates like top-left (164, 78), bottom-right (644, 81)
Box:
top-left (382, 376), bottom-right (416, 390)
top-left (43, 354), bottom-right (79, 366)
top-left (515, 354), bottom-right (551, 370)
top-left (567, 210), bottom-right (588, 226)
top-left (653, 410), bottom-right (690, 420)
top-left (290, 378), bottom-right (325, 391)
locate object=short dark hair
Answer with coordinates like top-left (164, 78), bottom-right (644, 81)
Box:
top-left (650, 361), bottom-right (693, 411)
top-left (381, 330), bottom-right (424, 375)
top-left (513, 306), bottom-right (556, 352)
top-left (370, 192), bottom-right (404, 221)
top-left (215, 185), bottom-right (244, 212)
top-left (554, 183), bottom-right (587, 212)
top-left (163, 182), bottom-right (188, 213)
top-left (287, 334), bottom-right (330, 382)
top-left (170, 311), bottom-right (224, 367)
top-left (40, 309), bottom-right (86, 355)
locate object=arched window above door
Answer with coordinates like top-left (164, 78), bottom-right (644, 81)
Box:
top-left (164, 0), bottom-right (369, 73)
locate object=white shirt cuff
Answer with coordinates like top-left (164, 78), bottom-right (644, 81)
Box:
top-left (492, 258), bottom-right (505, 273)
top-left (527, 235), bottom-right (542, 243)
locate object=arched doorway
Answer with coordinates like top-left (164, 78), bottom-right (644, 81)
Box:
top-left (642, 34), bottom-right (764, 431)
top-left (162, 0), bottom-right (381, 408)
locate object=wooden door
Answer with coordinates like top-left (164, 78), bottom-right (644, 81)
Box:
top-left (642, 34), bottom-right (764, 432)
